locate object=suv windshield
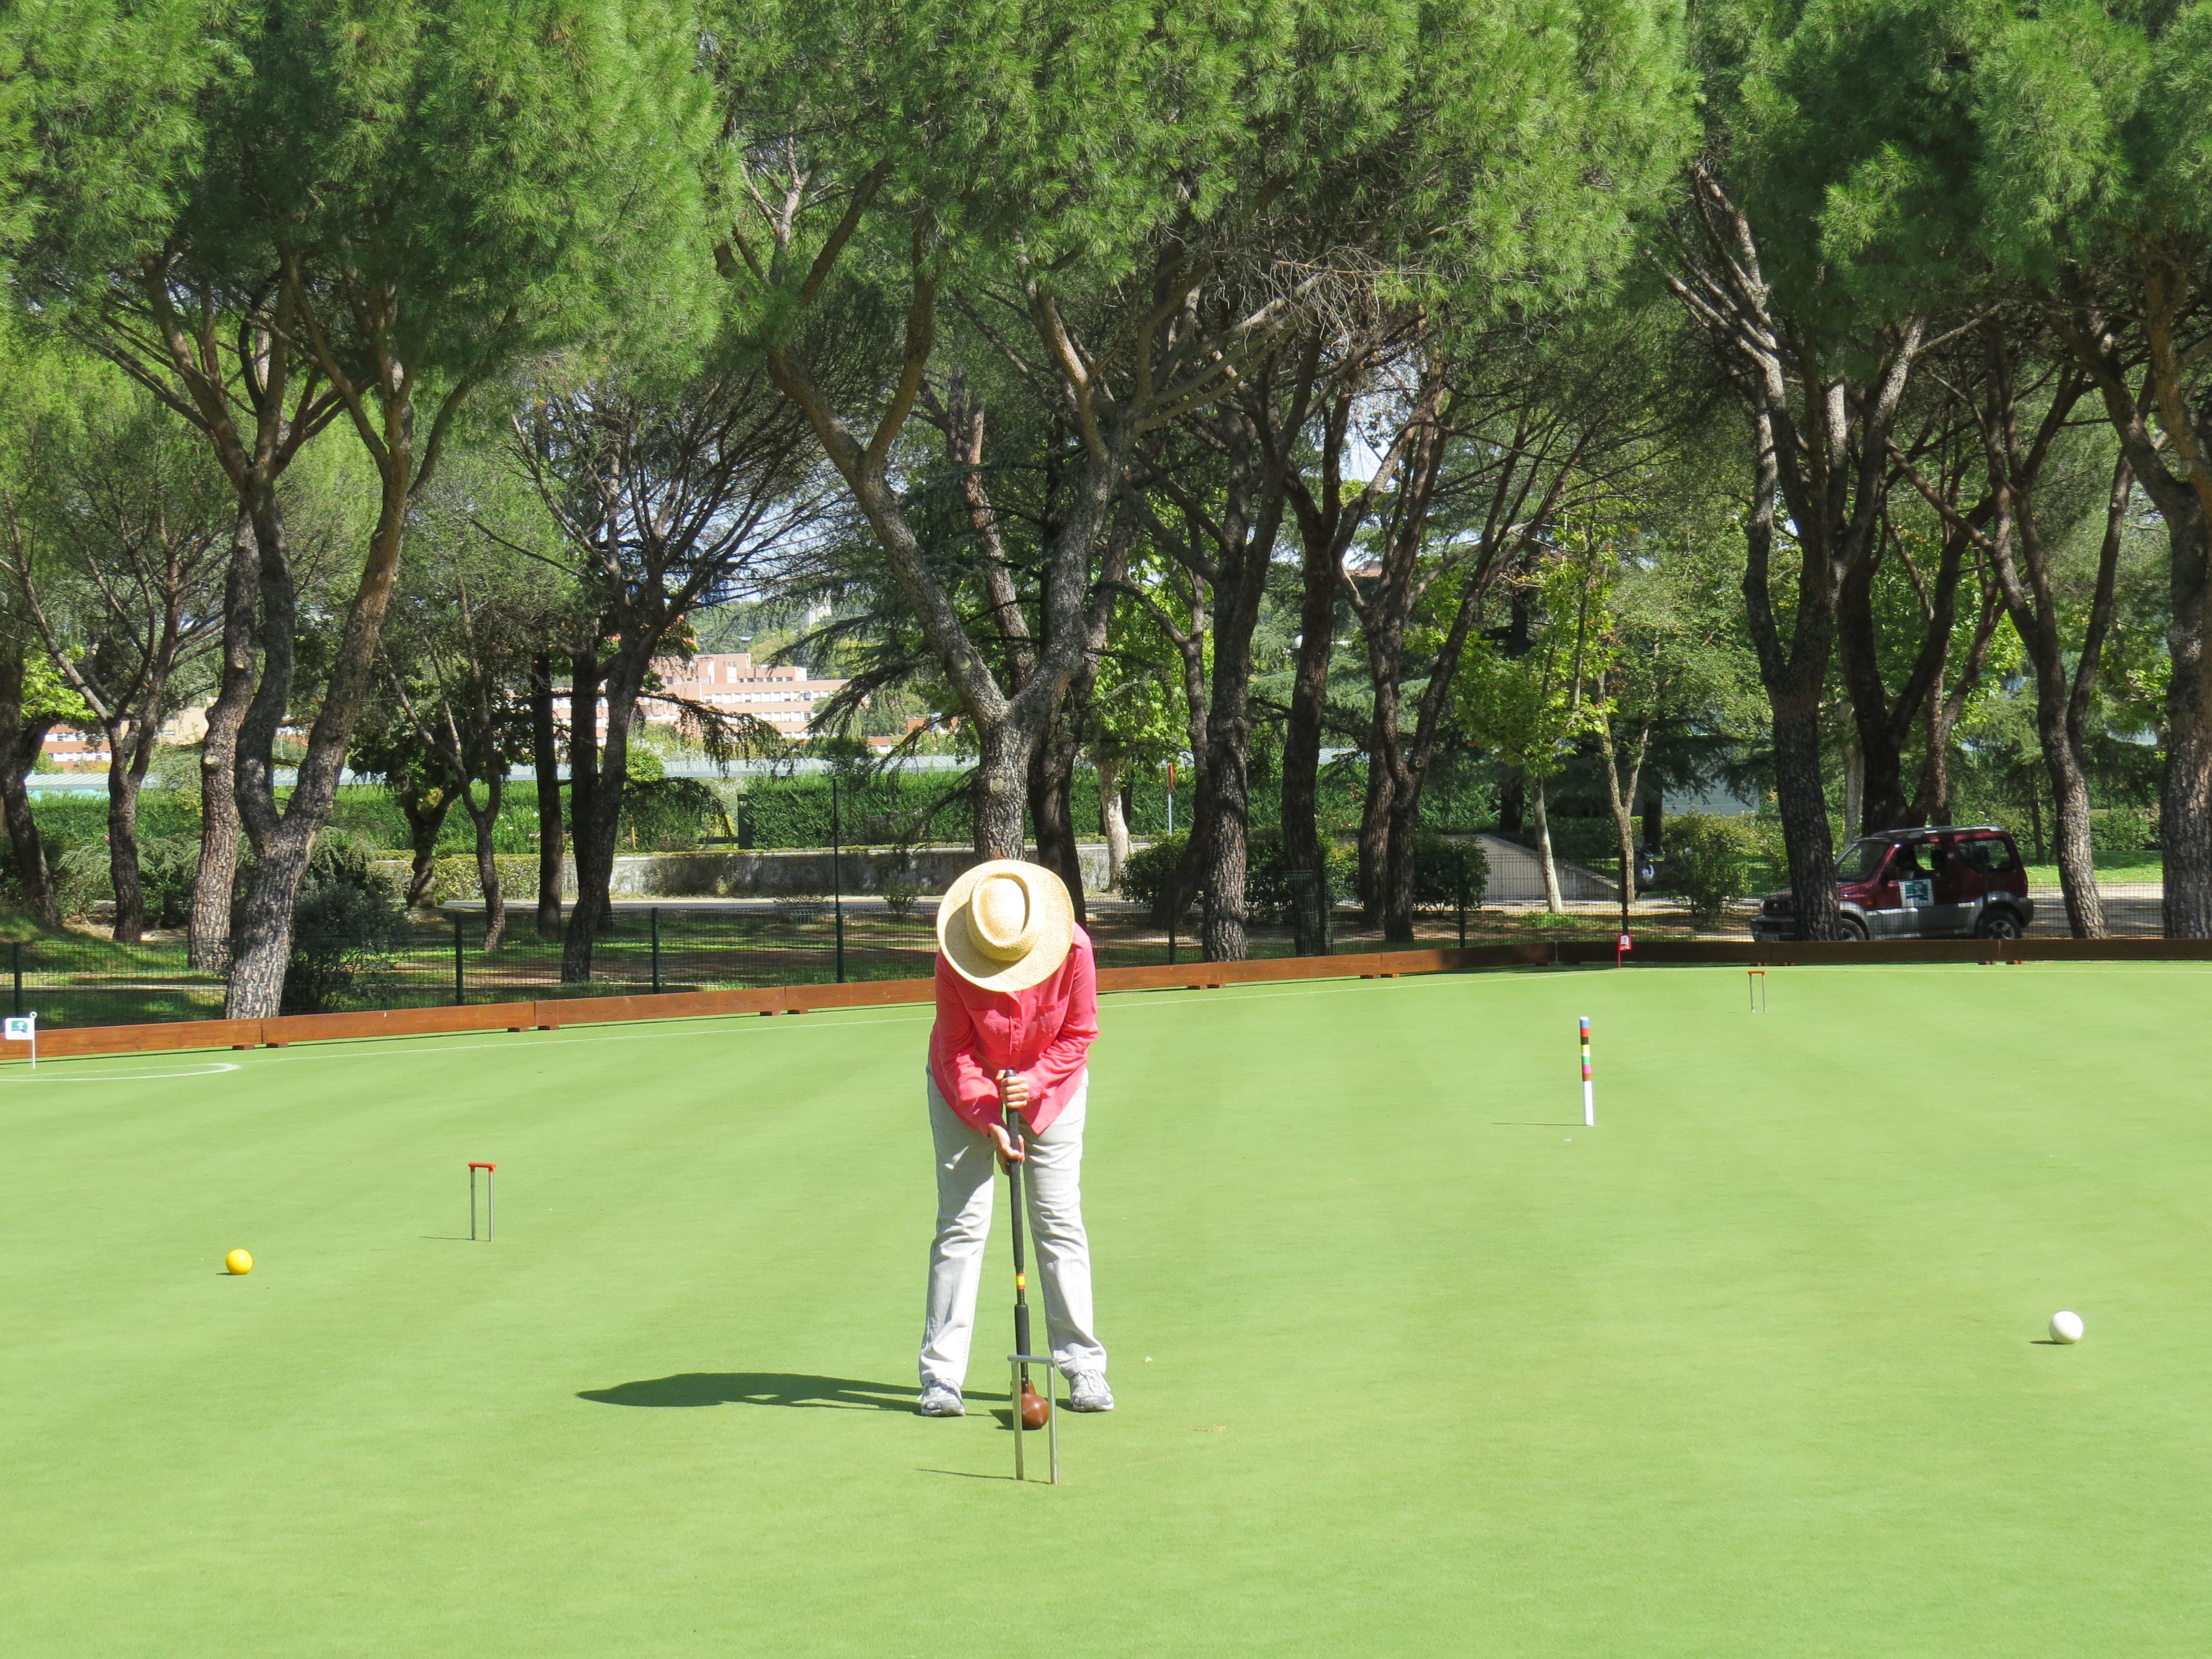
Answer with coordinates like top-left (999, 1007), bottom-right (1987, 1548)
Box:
top-left (1834, 839), bottom-right (1889, 881)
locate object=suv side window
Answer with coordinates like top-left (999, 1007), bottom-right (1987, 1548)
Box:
top-left (1961, 838), bottom-right (2015, 873)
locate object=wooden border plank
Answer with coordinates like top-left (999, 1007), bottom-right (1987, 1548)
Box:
top-left (16, 935), bottom-right (2212, 1064)
top-left (28, 1019), bottom-right (266, 1060)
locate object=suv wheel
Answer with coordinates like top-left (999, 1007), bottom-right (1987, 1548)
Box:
top-left (1975, 909), bottom-right (2023, 941)
top-left (1838, 914), bottom-right (1867, 941)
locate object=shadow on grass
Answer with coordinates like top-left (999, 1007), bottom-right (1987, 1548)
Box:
top-left (577, 1373), bottom-right (925, 1411)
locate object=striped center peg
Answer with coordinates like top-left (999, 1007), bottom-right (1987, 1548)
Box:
top-left (1579, 1015), bottom-right (1594, 1125)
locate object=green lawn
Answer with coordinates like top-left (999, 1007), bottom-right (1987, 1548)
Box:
top-left (2, 963), bottom-right (2206, 1653)
top-left (2021, 848), bottom-right (2163, 890)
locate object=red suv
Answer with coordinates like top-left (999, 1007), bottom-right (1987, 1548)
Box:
top-left (1751, 826), bottom-right (2035, 941)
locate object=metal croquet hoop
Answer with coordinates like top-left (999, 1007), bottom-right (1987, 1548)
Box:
top-left (469, 1162), bottom-right (497, 1241)
top-left (1747, 967), bottom-right (1768, 1013)
top-left (1009, 1354), bottom-right (1062, 1484)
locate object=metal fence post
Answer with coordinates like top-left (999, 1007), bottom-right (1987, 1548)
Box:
top-left (11, 941), bottom-right (19, 1016)
top-left (1166, 891), bottom-right (1177, 967)
top-left (650, 905), bottom-right (662, 994)
top-left (1457, 879), bottom-right (1467, 949)
top-left (452, 914), bottom-right (466, 1006)
top-left (831, 777), bottom-right (846, 984)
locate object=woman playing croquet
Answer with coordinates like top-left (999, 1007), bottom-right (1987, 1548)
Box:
top-left (917, 858), bottom-right (1112, 1417)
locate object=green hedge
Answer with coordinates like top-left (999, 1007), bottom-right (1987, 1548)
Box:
top-left (741, 761), bottom-right (1496, 849)
top-left (743, 774), bottom-right (986, 848)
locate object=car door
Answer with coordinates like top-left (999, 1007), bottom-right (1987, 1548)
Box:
top-left (1865, 844), bottom-right (1915, 936)
top-left (1923, 837), bottom-right (1979, 936)
top-left (1884, 840), bottom-right (1938, 936)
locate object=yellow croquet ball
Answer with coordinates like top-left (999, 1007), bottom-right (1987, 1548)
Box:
top-left (225, 1249), bottom-right (254, 1276)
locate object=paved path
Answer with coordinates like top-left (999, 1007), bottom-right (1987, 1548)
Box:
top-left (1475, 833), bottom-right (1619, 904)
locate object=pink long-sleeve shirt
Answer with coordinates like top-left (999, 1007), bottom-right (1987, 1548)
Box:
top-left (928, 926), bottom-right (1097, 1135)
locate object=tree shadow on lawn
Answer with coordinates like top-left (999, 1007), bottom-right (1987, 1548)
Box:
top-left (577, 1373), bottom-right (930, 1412)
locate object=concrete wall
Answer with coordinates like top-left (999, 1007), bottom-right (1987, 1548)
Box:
top-left (379, 843), bottom-right (1117, 902)
top-left (604, 844), bottom-right (1115, 898)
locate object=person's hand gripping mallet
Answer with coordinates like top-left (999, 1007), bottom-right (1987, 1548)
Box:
top-left (995, 1068), bottom-right (1051, 1431)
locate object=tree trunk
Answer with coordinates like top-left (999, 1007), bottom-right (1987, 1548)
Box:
top-left (1670, 173), bottom-right (1920, 940)
top-left (1531, 775), bottom-right (1564, 914)
top-left (1949, 364), bottom-right (2121, 936)
top-left (103, 724), bottom-right (148, 942)
top-left (563, 661), bottom-right (637, 983)
top-left (1915, 674), bottom-right (1952, 827)
top-left (1196, 549), bottom-right (1271, 962)
top-left (190, 519), bottom-right (257, 970)
top-left (223, 832), bottom-right (316, 1016)
top-left (465, 776), bottom-right (507, 951)
top-left (530, 652), bottom-right (564, 937)
top-left (973, 721), bottom-right (1029, 860)
top-left (1838, 572), bottom-right (1908, 832)
top-left (2044, 736), bottom-right (2105, 938)
top-left (0, 642), bottom-right (59, 926)
top-left (1597, 713), bottom-right (1644, 907)
top-left (1095, 754), bottom-right (1130, 890)
top-left (0, 766), bottom-right (50, 925)
top-left (1738, 409), bottom-right (1848, 941)
top-left (395, 784), bottom-right (453, 907)
top-left (1770, 692), bottom-right (1841, 940)
top-left (1026, 714), bottom-right (1087, 926)
top-left (225, 458), bottom-right (412, 1018)
top-left (1381, 763), bottom-right (1421, 942)
top-left (2161, 509), bottom-right (2212, 937)
top-left (2061, 286), bottom-right (2212, 936)
top-left (1280, 530), bottom-right (1341, 886)
top-left (562, 650), bottom-right (601, 978)
top-left (1198, 640), bottom-right (1255, 962)
top-left (2140, 565), bottom-right (2207, 940)
top-left (1358, 709), bottom-right (1395, 926)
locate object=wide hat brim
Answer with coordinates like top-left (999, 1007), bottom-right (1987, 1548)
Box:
top-left (936, 858), bottom-right (1076, 993)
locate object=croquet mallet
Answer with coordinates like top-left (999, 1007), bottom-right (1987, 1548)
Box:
top-left (999, 1069), bottom-right (1051, 1431)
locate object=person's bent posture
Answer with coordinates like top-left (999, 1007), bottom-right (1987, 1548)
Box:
top-left (917, 859), bottom-right (1111, 1418)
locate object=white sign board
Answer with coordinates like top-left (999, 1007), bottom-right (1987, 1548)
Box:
top-left (5, 1011), bottom-right (35, 1066)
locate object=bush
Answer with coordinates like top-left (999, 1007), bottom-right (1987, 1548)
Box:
top-left (1412, 833), bottom-right (1489, 911)
top-left (1241, 826), bottom-right (1358, 923)
top-left (1118, 833), bottom-right (1188, 920)
top-left (882, 872), bottom-right (922, 919)
top-left (2089, 805), bottom-right (2156, 855)
top-left (619, 776), bottom-right (731, 852)
top-left (1121, 828), bottom-right (1359, 924)
top-left (423, 854), bottom-right (541, 906)
top-left (1658, 812), bottom-right (1756, 924)
top-left (282, 832), bottom-right (407, 1014)
top-left (47, 841), bottom-right (109, 920)
top-left (137, 835), bottom-right (202, 927)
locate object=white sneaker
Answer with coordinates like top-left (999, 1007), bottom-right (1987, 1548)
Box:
top-left (1068, 1371), bottom-right (1114, 1412)
top-left (916, 1384), bottom-right (964, 1417)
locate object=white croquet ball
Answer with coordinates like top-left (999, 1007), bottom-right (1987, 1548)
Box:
top-left (2049, 1311), bottom-right (2084, 1344)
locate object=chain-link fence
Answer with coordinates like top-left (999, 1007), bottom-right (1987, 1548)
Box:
top-left (2, 888), bottom-right (1339, 1030)
top-left (6, 841), bottom-right (2181, 1031)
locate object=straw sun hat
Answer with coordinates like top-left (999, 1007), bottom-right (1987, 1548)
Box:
top-left (936, 859), bottom-right (1077, 993)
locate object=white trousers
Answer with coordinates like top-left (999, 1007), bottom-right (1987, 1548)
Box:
top-left (920, 1071), bottom-right (1106, 1391)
